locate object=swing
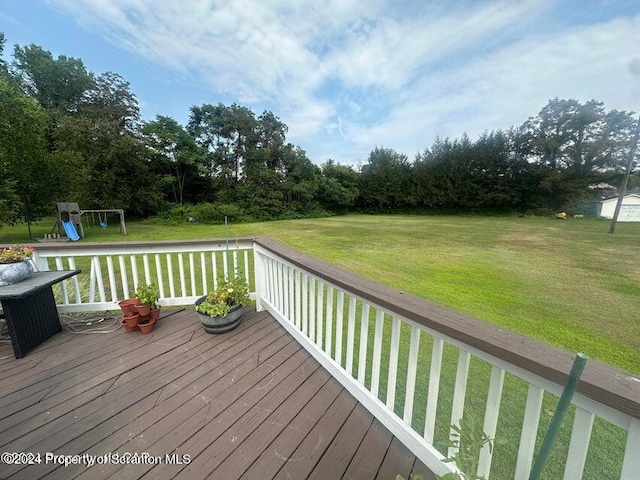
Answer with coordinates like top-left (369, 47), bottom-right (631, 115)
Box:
top-left (99, 212), bottom-right (108, 228)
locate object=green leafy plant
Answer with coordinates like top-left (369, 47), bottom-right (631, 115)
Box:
top-left (196, 276), bottom-right (252, 318)
top-left (0, 245), bottom-right (34, 264)
top-left (438, 417), bottom-right (494, 480)
top-left (135, 283), bottom-right (160, 308)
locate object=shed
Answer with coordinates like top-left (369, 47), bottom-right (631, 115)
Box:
top-left (598, 194), bottom-right (640, 222)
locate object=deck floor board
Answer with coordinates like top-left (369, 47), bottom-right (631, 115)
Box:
top-left (0, 308), bottom-right (435, 480)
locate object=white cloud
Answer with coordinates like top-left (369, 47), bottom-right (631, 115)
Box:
top-left (345, 12), bottom-right (640, 158)
top-left (45, 0), bottom-right (640, 163)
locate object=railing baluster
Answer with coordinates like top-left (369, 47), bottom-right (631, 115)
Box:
top-left (288, 267), bottom-right (295, 323)
top-left (621, 418), bottom-right (640, 480)
top-left (118, 255), bottom-right (129, 299)
top-left (212, 252), bottom-right (218, 288)
top-left (55, 257), bottom-right (70, 304)
top-left (448, 349), bottom-right (471, 459)
top-left (155, 254), bottom-right (165, 298)
top-left (272, 261), bottom-right (278, 310)
top-left (93, 256), bottom-right (106, 302)
top-left (325, 286), bottom-right (334, 357)
top-left (294, 269), bottom-right (301, 329)
top-left (189, 252), bottom-right (196, 296)
top-left (316, 281), bottom-right (324, 350)
top-left (309, 277), bottom-right (316, 342)
top-left (386, 317), bottom-right (402, 411)
top-left (269, 259), bottom-right (276, 307)
top-left (223, 250), bottom-right (229, 280)
top-left (277, 262), bottom-right (284, 313)
top-left (68, 257), bottom-right (81, 304)
top-left (130, 255), bottom-right (139, 291)
top-left (282, 265), bottom-right (289, 319)
top-left (200, 252), bottom-right (207, 295)
top-left (515, 384), bottom-right (545, 479)
top-left (178, 254), bottom-right (186, 297)
top-left (106, 255), bottom-right (117, 302)
top-left (268, 259), bottom-right (275, 308)
top-left (167, 254), bottom-right (175, 298)
top-left (243, 250), bottom-right (250, 287)
top-left (88, 257), bottom-right (96, 303)
top-left (403, 325), bottom-right (421, 425)
top-left (424, 337), bottom-right (444, 444)
top-left (477, 366), bottom-right (506, 478)
top-left (563, 407), bottom-right (594, 480)
top-left (335, 291), bottom-right (345, 365)
top-left (346, 296), bottom-right (357, 375)
top-left (371, 309), bottom-right (384, 397)
top-left (143, 254), bottom-right (151, 284)
top-left (357, 303), bottom-right (370, 385)
top-left (301, 273), bottom-right (308, 335)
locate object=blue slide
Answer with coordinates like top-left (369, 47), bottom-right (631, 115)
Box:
top-left (62, 220), bottom-right (81, 241)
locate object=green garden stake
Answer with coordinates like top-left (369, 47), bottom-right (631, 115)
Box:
top-left (528, 353), bottom-right (588, 480)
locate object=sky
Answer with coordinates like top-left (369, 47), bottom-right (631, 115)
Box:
top-left (1, 0), bottom-right (639, 164)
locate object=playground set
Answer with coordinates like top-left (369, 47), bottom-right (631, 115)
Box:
top-left (44, 202), bottom-right (127, 242)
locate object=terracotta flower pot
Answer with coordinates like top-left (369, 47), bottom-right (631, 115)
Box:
top-left (135, 304), bottom-right (151, 317)
top-left (138, 317), bottom-right (156, 334)
top-left (149, 307), bottom-right (161, 323)
top-left (118, 298), bottom-right (138, 315)
top-left (123, 312), bottom-right (140, 328)
top-left (121, 318), bottom-right (137, 332)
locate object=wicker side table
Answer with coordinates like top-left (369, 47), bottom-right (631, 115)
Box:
top-left (0, 270), bottom-right (80, 358)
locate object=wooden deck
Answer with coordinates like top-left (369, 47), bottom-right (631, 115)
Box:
top-left (0, 308), bottom-right (435, 480)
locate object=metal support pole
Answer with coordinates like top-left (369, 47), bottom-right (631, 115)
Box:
top-left (528, 353), bottom-right (588, 480)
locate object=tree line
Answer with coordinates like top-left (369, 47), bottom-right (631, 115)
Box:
top-left (1, 32), bottom-right (638, 231)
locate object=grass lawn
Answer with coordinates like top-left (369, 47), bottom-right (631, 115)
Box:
top-left (4, 213), bottom-right (638, 375)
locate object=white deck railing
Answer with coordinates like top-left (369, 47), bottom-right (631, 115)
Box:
top-left (22, 237), bottom-right (640, 479)
top-left (31, 239), bottom-right (254, 312)
top-left (253, 237), bottom-right (640, 480)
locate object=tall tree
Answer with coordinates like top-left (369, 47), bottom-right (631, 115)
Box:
top-left (521, 98), bottom-right (638, 206)
top-left (358, 147), bottom-right (413, 209)
top-left (318, 160), bottom-right (359, 211)
top-left (143, 115), bottom-right (206, 206)
top-left (12, 44), bottom-right (94, 113)
top-left (0, 78), bottom-right (52, 233)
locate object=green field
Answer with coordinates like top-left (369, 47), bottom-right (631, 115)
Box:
top-left (4, 214), bottom-right (638, 375)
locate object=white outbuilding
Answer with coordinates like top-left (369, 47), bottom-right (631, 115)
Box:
top-left (599, 194), bottom-right (640, 222)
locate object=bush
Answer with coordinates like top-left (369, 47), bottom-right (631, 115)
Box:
top-left (192, 203), bottom-right (248, 224)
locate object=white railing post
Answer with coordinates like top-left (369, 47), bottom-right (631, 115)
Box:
top-left (252, 244), bottom-right (266, 312)
top-left (31, 249), bottom-right (48, 271)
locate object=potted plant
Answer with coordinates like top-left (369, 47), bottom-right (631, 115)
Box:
top-left (135, 283), bottom-right (160, 318)
top-left (118, 298), bottom-right (138, 315)
top-left (195, 276), bottom-right (252, 334)
top-left (138, 317), bottom-right (156, 334)
top-left (0, 245), bottom-right (35, 287)
top-left (122, 311), bottom-right (140, 330)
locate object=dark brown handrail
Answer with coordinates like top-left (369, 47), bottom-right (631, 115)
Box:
top-left (254, 236), bottom-right (640, 421)
top-left (14, 238), bottom-right (256, 252)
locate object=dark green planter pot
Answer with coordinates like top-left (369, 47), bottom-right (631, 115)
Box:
top-left (195, 297), bottom-right (243, 334)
